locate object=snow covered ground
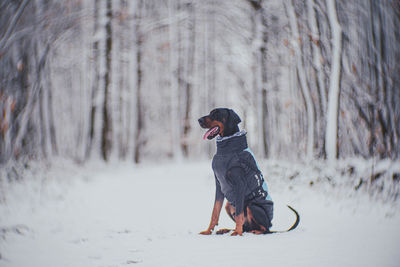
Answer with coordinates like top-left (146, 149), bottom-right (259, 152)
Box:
top-left (1, 160), bottom-right (400, 267)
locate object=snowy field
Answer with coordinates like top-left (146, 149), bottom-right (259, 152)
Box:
top-left (1, 160), bottom-right (400, 267)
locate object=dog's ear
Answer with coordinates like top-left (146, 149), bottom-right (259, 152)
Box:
top-left (228, 109), bottom-right (241, 126)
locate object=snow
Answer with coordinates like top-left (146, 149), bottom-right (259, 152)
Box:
top-left (1, 160), bottom-right (400, 267)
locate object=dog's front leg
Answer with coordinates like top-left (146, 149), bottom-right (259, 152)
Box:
top-left (200, 199), bottom-right (223, 235)
top-left (200, 176), bottom-right (225, 235)
top-left (231, 213), bottom-right (244, 236)
top-left (227, 167), bottom-right (246, 236)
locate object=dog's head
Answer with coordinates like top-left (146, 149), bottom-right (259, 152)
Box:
top-left (198, 108), bottom-right (241, 140)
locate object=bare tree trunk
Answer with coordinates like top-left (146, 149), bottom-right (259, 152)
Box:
top-left (287, 0), bottom-right (315, 159)
top-left (131, 0), bottom-right (144, 164)
top-left (13, 44), bottom-right (50, 159)
top-left (116, 0), bottom-right (127, 159)
top-left (86, 0), bottom-right (101, 159)
top-left (260, 6), bottom-right (269, 158)
top-left (8, 45), bottom-right (29, 161)
top-left (168, 0), bottom-right (183, 160)
top-left (0, 0), bottom-right (30, 52)
top-left (44, 65), bottom-right (58, 155)
top-left (250, 4), bottom-right (263, 156)
top-left (1, 96), bottom-right (13, 162)
top-left (38, 74), bottom-right (49, 158)
top-left (374, 0), bottom-right (395, 158)
top-left (248, 0), bottom-right (269, 158)
top-left (307, 0), bottom-right (327, 157)
top-left (383, 2), bottom-right (400, 159)
top-left (35, 0), bottom-right (53, 159)
top-left (209, 0), bottom-right (217, 104)
top-left (182, 1), bottom-right (196, 157)
top-left (325, 0), bottom-right (343, 163)
top-left (37, 44), bottom-right (48, 159)
top-left (101, 0), bottom-right (113, 161)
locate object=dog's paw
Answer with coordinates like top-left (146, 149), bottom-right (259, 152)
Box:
top-left (230, 230), bottom-right (243, 236)
top-left (199, 229), bottom-right (212, 235)
top-left (216, 229), bottom-right (231, 235)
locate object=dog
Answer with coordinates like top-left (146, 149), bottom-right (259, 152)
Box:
top-left (198, 108), bottom-right (299, 236)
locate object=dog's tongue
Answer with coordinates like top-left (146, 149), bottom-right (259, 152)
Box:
top-left (203, 126), bottom-right (219, 140)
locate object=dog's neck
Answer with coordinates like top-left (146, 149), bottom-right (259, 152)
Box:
top-left (222, 125), bottom-right (240, 137)
top-left (216, 130), bottom-right (247, 155)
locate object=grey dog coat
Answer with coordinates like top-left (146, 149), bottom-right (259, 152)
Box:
top-left (212, 130), bottom-right (274, 229)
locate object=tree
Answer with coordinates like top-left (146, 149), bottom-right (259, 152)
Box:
top-left (181, 1), bottom-right (196, 157)
top-left (101, 0), bottom-right (113, 161)
top-left (130, 0), bottom-right (144, 164)
top-left (324, 0), bottom-right (342, 163)
top-left (247, 0), bottom-right (269, 158)
top-left (86, 0), bottom-right (101, 159)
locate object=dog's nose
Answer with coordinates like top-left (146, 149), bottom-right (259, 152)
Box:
top-left (198, 117), bottom-right (206, 127)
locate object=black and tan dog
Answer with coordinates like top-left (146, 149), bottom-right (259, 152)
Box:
top-left (198, 108), bottom-right (299, 236)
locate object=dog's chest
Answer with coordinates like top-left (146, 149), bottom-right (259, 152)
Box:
top-left (212, 154), bottom-right (234, 194)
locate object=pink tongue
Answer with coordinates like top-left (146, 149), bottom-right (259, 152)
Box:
top-left (203, 127), bottom-right (219, 140)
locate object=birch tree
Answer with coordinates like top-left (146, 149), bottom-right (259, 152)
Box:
top-left (286, 0), bottom-right (316, 159)
top-left (325, 0), bottom-right (342, 163)
top-left (247, 0), bottom-right (269, 158)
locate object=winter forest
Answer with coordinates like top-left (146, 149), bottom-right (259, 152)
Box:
top-left (1, 0), bottom-right (400, 266)
top-left (1, 0), bottom-right (399, 165)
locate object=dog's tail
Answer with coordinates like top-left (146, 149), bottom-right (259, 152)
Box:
top-left (286, 205), bottom-right (300, 231)
top-left (270, 205), bottom-right (300, 234)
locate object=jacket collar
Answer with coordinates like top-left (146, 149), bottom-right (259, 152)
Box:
top-left (216, 130), bottom-right (248, 155)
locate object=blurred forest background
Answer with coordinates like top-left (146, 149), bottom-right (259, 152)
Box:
top-left (1, 0), bottom-right (400, 166)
